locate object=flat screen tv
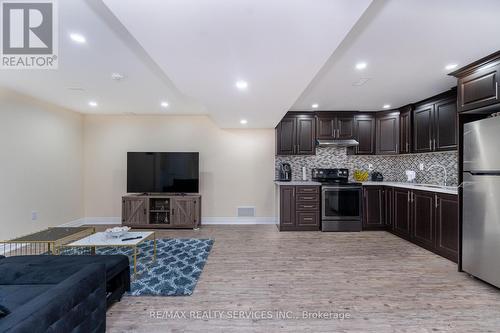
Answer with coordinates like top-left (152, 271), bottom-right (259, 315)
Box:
top-left (127, 152), bottom-right (199, 193)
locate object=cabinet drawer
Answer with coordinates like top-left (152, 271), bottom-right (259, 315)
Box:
top-left (296, 186), bottom-right (320, 194)
top-left (296, 193), bottom-right (319, 202)
top-left (296, 211), bottom-right (319, 226)
top-left (296, 202), bottom-right (319, 211)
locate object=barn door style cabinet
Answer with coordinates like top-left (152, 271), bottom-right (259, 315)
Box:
top-left (122, 194), bottom-right (201, 229)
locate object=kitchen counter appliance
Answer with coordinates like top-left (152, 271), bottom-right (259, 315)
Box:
top-left (462, 116), bottom-right (500, 288)
top-left (312, 168), bottom-right (362, 232)
top-left (278, 163), bottom-right (292, 181)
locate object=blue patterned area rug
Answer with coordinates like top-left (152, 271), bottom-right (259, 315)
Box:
top-left (62, 238), bottom-right (213, 296)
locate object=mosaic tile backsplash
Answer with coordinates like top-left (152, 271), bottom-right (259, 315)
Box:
top-left (275, 147), bottom-right (458, 186)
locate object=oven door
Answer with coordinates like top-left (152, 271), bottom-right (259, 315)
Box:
top-left (322, 186), bottom-right (361, 221)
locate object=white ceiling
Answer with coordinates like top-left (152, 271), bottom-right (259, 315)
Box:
top-left (1, 1), bottom-right (499, 127)
top-left (292, 0), bottom-right (500, 112)
top-left (101, 0), bottom-right (372, 127)
top-left (0, 0), bottom-right (204, 116)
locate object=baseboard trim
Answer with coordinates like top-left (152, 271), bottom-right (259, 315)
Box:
top-left (202, 217), bottom-right (276, 225)
top-left (58, 216), bottom-right (277, 227)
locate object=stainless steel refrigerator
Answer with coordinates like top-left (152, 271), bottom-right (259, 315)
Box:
top-left (463, 116), bottom-right (500, 288)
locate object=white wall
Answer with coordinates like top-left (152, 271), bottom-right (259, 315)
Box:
top-left (0, 89), bottom-right (84, 240)
top-left (83, 115), bottom-right (275, 221)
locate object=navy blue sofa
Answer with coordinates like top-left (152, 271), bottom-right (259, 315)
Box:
top-left (0, 255), bottom-right (131, 333)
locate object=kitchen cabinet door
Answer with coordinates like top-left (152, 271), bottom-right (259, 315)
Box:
top-left (434, 98), bottom-right (458, 151)
top-left (393, 188), bottom-right (411, 239)
top-left (456, 60), bottom-right (500, 113)
top-left (276, 117), bottom-right (296, 155)
top-left (296, 116), bottom-right (316, 155)
top-left (362, 186), bottom-right (385, 230)
top-left (316, 116), bottom-right (335, 139)
top-left (337, 116), bottom-right (355, 139)
top-left (376, 112), bottom-right (400, 155)
top-left (384, 187), bottom-right (393, 230)
top-left (399, 106), bottom-right (412, 153)
top-left (354, 115), bottom-right (375, 155)
top-left (413, 104), bottom-right (434, 153)
top-left (411, 190), bottom-right (435, 250)
top-left (279, 186), bottom-right (296, 227)
top-left (435, 193), bottom-right (459, 262)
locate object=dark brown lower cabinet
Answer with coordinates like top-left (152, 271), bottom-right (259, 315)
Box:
top-left (384, 187), bottom-right (393, 230)
top-left (411, 190), bottom-right (435, 250)
top-left (278, 185), bottom-right (320, 231)
top-left (363, 186), bottom-right (458, 262)
top-left (434, 193), bottom-right (459, 261)
top-left (393, 188), bottom-right (411, 240)
top-left (362, 186), bottom-right (385, 230)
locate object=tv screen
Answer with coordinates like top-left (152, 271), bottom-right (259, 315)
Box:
top-left (127, 152), bottom-right (199, 193)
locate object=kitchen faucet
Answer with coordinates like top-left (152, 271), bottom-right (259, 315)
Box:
top-left (427, 164), bottom-right (448, 186)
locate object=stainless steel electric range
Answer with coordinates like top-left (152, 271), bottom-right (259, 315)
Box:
top-left (312, 168), bottom-right (362, 232)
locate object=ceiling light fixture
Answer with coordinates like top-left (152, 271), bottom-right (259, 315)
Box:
top-left (383, 104), bottom-right (391, 109)
top-left (355, 62), bottom-right (367, 70)
top-left (70, 33), bottom-right (86, 44)
top-left (160, 101), bottom-right (169, 108)
top-left (311, 104), bottom-right (319, 109)
top-left (445, 63), bottom-right (458, 71)
top-left (240, 119), bottom-right (248, 125)
top-left (235, 80), bottom-right (248, 90)
top-left (88, 101), bottom-right (98, 107)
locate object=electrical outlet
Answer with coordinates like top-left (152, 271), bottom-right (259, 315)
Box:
top-left (419, 163), bottom-right (424, 171)
top-left (31, 211), bottom-right (38, 221)
top-left (368, 164), bottom-right (374, 170)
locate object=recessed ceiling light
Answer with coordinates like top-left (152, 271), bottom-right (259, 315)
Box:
top-left (355, 62), bottom-right (367, 70)
top-left (160, 101), bottom-right (169, 108)
top-left (70, 33), bottom-right (86, 44)
top-left (111, 73), bottom-right (125, 81)
top-left (240, 119), bottom-right (248, 125)
top-left (235, 80), bottom-right (248, 90)
top-left (383, 104), bottom-right (391, 109)
top-left (311, 104), bottom-right (319, 109)
top-left (445, 63), bottom-right (458, 71)
top-left (88, 101), bottom-right (98, 107)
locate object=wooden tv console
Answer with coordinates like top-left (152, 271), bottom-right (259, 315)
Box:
top-left (122, 194), bottom-right (201, 229)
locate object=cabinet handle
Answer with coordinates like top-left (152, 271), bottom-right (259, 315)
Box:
top-left (396, 143), bottom-right (398, 153)
top-left (302, 196), bottom-right (314, 200)
top-left (429, 139), bottom-right (432, 150)
top-left (407, 192), bottom-right (410, 202)
top-left (304, 217), bottom-right (313, 221)
top-left (406, 142), bottom-right (409, 152)
top-left (411, 192), bottom-right (414, 202)
top-left (433, 139), bottom-right (436, 151)
top-left (435, 194), bottom-right (438, 209)
top-left (302, 205), bottom-right (314, 208)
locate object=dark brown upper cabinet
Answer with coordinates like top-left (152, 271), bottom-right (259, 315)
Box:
top-left (414, 92), bottom-right (457, 153)
top-left (276, 113), bottom-right (316, 155)
top-left (413, 103), bottom-right (434, 153)
top-left (316, 112), bottom-right (355, 140)
top-left (450, 51), bottom-right (500, 113)
top-left (376, 111), bottom-right (400, 155)
top-left (399, 105), bottom-right (413, 154)
top-left (353, 114), bottom-right (376, 155)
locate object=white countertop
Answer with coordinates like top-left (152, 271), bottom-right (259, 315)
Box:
top-left (274, 181), bottom-right (321, 186)
top-left (362, 181), bottom-right (458, 195)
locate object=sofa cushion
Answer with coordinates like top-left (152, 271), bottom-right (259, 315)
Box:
top-left (0, 304), bottom-right (9, 318)
top-left (0, 285), bottom-right (52, 312)
top-left (0, 255), bottom-right (129, 285)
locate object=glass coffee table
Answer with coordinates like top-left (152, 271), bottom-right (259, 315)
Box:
top-left (1, 227), bottom-right (95, 256)
top-left (65, 231), bottom-right (157, 276)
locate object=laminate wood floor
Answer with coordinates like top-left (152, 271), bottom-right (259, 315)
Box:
top-left (102, 225), bottom-right (500, 333)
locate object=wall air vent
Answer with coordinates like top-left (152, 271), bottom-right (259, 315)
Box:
top-left (238, 207), bottom-right (255, 217)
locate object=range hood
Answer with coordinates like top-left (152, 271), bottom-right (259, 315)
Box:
top-left (316, 139), bottom-right (359, 147)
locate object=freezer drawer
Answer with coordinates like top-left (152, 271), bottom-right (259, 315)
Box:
top-left (464, 116), bottom-right (500, 172)
top-left (462, 173), bottom-right (500, 288)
